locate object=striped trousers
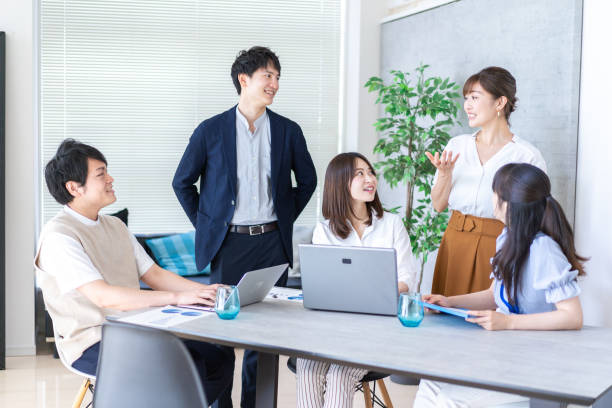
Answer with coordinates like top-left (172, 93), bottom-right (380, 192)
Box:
top-left (296, 358), bottom-right (367, 408)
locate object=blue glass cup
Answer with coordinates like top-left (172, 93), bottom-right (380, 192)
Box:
top-left (398, 292), bottom-right (424, 327)
top-left (215, 285), bottom-right (240, 320)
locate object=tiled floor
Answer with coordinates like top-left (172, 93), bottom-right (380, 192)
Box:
top-left (0, 350), bottom-right (417, 407)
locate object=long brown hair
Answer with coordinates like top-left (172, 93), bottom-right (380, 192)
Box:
top-left (322, 153), bottom-right (383, 239)
top-left (463, 66), bottom-right (517, 122)
top-left (491, 163), bottom-right (587, 306)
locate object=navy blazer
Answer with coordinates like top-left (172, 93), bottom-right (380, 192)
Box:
top-left (172, 106), bottom-right (317, 271)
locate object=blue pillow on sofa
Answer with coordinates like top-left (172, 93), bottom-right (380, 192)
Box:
top-left (145, 231), bottom-right (210, 276)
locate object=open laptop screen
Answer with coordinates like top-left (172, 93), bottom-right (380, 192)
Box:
top-left (299, 244), bottom-right (398, 316)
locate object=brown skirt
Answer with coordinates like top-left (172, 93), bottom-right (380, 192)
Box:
top-left (431, 210), bottom-right (504, 296)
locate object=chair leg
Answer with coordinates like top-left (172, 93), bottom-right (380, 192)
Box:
top-left (84, 381), bottom-right (95, 408)
top-left (376, 379), bottom-right (393, 408)
top-left (72, 378), bottom-right (90, 408)
top-left (362, 381), bottom-right (374, 408)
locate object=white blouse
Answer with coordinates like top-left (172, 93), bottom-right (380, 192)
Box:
top-left (312, 212), bottom-right (419, 291)
top-left (436, 132), bottom-right (547, 219)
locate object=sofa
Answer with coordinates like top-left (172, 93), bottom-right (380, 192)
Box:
top-left (136, 224), bottom-right (314, 289)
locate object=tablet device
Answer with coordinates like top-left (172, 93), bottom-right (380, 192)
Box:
top-left (422, 302), bottom-right (470, 318)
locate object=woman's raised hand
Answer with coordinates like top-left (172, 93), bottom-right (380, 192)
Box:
top-left (425, 150), bottom-right (460, 176)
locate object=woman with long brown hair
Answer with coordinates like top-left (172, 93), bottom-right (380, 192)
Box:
top-left (415, 162), bottom-right (586, 407)
top-left (296, 152), bottom-right (417, 408)
top-left (426, 67), bottom-right (546, 297)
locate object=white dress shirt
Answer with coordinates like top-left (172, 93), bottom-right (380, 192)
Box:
top-left (231, 107), bottom-right (277, 225)
top-left (37, 206), bottom-right (154, 295)
top-left (312, 212), bottom-right (419, 291)
top-left (437, 132), bottom-right (547, 219)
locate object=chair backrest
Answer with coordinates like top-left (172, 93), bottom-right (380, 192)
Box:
top-left (93, 321), bottom-right (208, 408)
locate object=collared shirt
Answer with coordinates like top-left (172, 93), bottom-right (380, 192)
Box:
top-left (231, 107), bottom-right (277, 225)
top-left (37, 205), bottom-right (153, 294)
top-left (436, 132), bottom-right (547, 219)
top-left (312, 212), bottom-right (419, 291)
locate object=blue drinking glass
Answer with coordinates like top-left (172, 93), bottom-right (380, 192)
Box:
top-left (398, 292), bottom-right (424, 327)
top-left (215, 285), bottom-right (240, 320)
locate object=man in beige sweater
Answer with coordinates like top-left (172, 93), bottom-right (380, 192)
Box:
top-left (35, 139), bottom-right (233, 405)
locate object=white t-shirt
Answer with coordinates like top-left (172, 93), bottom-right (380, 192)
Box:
top-left (437, 132), bottom-right (547, 219)
top-left (37, 206), bottom-right (154, 295)
top-left (312, 212), bottom-right (419, 291)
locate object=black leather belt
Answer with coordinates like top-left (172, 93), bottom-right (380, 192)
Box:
top-left (229, 221), bottom-right (278, 235)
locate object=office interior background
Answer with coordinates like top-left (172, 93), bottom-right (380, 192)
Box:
top-left (0, 0), bottom-right (611, 392)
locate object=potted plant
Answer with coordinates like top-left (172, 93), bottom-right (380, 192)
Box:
top-left (365, 64), bottom-right (462, 292)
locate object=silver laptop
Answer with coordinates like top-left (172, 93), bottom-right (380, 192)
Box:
top-left (299, 244), bottom-right (398, 316)
top-left (237, 263), bottom-right (288, 306)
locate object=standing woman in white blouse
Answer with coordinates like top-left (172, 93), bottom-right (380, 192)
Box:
top-left (426, 67), bottom-right (546, 296)
top-left (296, 152), bottom-right (418, 408)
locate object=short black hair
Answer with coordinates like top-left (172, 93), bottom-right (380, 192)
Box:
top-left (44, 138), bottom-right (107, 205)
top-left (231, 46), bottom-right (281, 95)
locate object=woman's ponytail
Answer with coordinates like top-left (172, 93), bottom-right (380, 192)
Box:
top-left (492, 163), bottom-right (588, 305)
top-left (541, 195), bottom-right (587, 276)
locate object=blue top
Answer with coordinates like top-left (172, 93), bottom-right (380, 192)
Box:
top-left (492, 229), bottom-right (581, 315)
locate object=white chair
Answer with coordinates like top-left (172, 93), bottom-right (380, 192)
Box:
top-left (53, 332), bottom-right (95, 408)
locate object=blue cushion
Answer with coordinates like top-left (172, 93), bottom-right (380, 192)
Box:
top-left (145, 231), bottom-right (210, 276)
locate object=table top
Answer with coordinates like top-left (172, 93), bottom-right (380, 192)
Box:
top-left (115, 299), bottom-right (612, 405)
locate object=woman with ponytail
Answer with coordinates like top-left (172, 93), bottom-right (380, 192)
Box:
top-left (414, 163), bottom-right (586, 407)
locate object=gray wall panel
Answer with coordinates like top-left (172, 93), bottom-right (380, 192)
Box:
top-left (381, 0), bottom-right (582, 220)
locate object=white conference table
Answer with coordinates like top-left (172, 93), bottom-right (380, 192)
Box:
top-left (111, 299), bottom-right (612, 408)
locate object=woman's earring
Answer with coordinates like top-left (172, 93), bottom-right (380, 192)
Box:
top-left (497, 110), bottom-right (501, 118)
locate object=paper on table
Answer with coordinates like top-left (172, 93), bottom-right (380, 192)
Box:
top-left (118, 306), bottom-right (212, 328)
top-left (422, 302), bottom-right (470, 319)
top-left (266, 286), bottom-right (303, 302)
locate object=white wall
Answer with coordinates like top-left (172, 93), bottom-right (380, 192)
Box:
top-left (574, 0), bottom-right (612, 327)
top-left (385, 0), bottom-right (457, 22)
top-left (342, 0), bottom-right (386, 155)
top-left (1, 0), bottom-right (37, 355)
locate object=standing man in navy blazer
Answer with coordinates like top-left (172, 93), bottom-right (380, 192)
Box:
top-left (173, 46), bottom-right (317, 407)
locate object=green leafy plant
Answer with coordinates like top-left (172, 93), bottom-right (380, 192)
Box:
top-left (365, 64), bottom-right (462, 292)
